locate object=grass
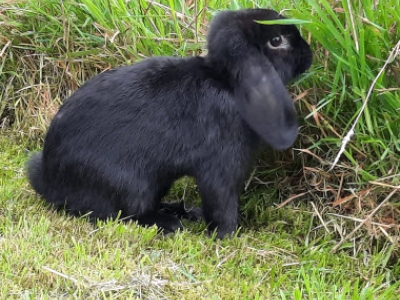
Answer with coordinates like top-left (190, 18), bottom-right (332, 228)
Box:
top-left (0, 0), bottom-right (400, 298)
top-left (294, 0), bottom-right (400, 179)
top-left (1, 135), bottom-right (399, 299)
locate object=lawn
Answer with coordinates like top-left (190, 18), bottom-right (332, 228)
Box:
top-left (0, 0), bottom-right (399, 299)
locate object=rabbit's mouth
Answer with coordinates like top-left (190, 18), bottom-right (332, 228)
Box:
top-left (295, 50), bottom-right (313, 77)
top-left (278, 50), bottom-right (313, 84)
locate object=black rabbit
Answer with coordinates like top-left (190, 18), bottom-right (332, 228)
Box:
top-left (27, 9), bottom-right (312, 238)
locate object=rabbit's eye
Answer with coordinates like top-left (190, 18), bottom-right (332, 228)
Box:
top-left (270, 36), bottom-right (282, 47)
top-left (267, 35), bottom-right (290, 50)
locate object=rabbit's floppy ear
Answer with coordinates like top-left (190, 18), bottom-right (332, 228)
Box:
top-left (235, 52), bottom-right (298, 150)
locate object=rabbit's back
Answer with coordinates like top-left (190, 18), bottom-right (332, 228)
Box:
top-left (49, 56), bottom-right (236, 146)
top-left (42, 56), bottom-right (255, 193)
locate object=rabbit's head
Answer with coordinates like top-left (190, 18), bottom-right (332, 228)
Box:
top-left (206, 9), bottom-right (313, 150)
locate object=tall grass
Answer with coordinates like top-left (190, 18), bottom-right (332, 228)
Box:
top-left (294, 0), bottom-right (400, 180)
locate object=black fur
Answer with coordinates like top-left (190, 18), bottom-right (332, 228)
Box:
top-left (27, 9), bottom-right (312, 238)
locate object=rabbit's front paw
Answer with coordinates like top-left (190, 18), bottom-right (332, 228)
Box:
top-left (139, 212), bottom-right (184, 234)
